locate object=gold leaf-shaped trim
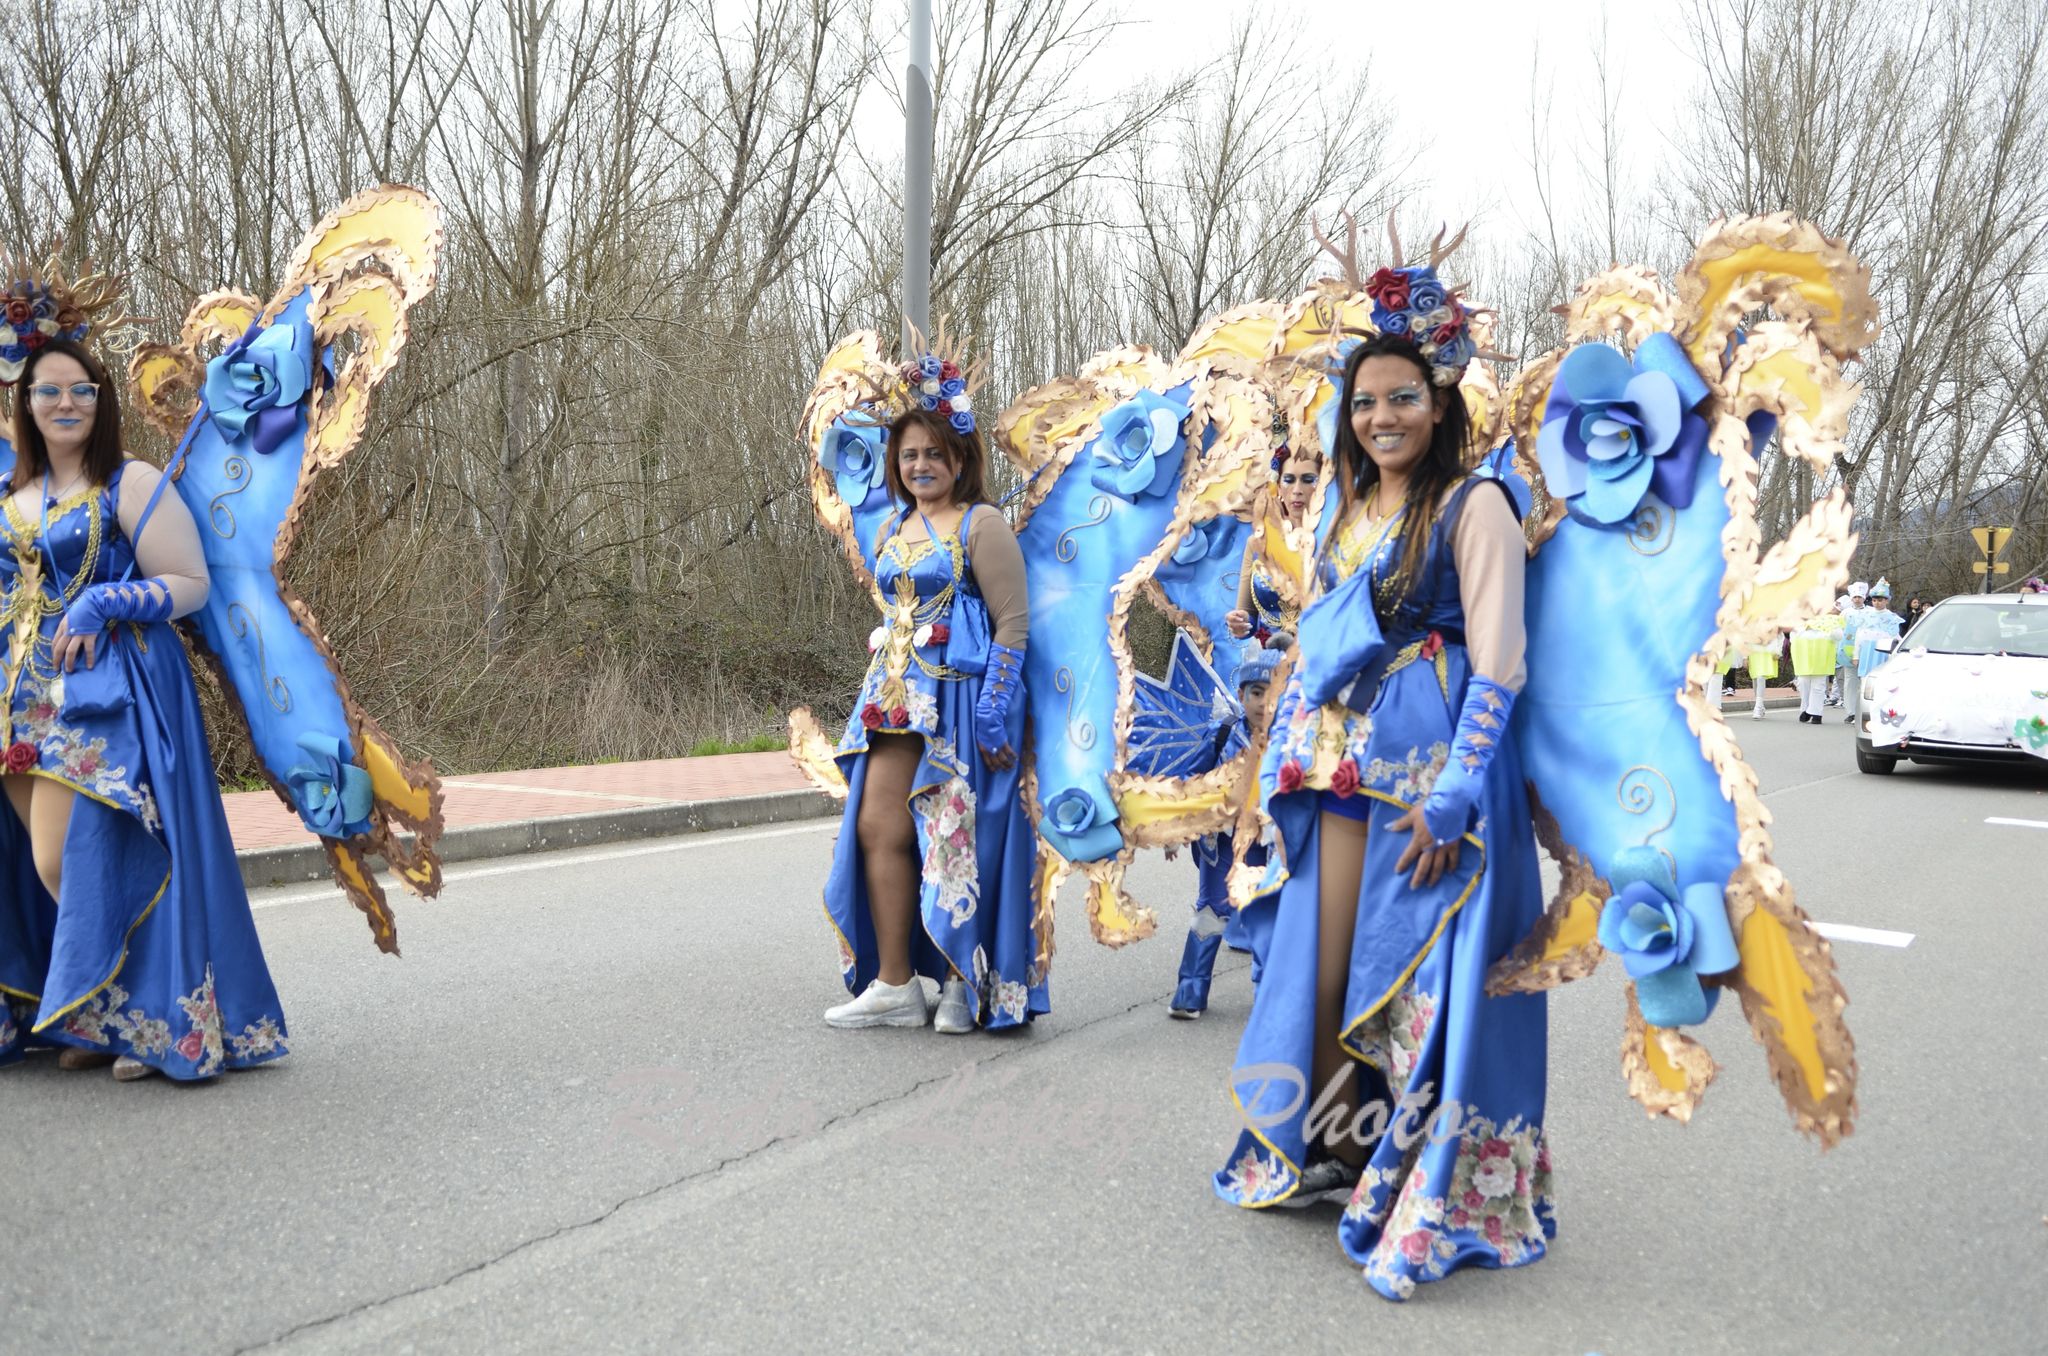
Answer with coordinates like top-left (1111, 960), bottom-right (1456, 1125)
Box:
top-left (1676, 213), bottom-right (1880, 369)
top-left (1718, 320), bottom-right (1858, 472)
top-left (1486, 790), bottom-right (1608, 994)
top-left (1621, 984), bottom-right (1720, 1122)
top-left (1560, 265), bottom-right (1678, 349)
top-left (269, 184), bottom-right (443, 320)
top-left (127, 342), bottom-right (203, 439)
top-left (786, 705), bottom-right (849, 799)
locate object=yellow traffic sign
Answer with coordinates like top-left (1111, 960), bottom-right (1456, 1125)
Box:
top-left (1971, 526), bottom-right (2014, 555)
top-left (1972, 561), bottom-right (2012, 574)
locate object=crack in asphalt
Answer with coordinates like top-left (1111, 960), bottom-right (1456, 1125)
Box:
top-left (230, 968), bottom-right (1230, 1354)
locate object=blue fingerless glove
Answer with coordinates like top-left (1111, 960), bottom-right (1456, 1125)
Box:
top-left (1420, 675), bottom-right (1516, 845)
top-left (63, 579), bottom-right (176, 635)
top-left (974, 642), bottom-right (1026, 762)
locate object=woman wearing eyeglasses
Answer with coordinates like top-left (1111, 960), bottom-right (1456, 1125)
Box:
top-left (1, 331), bottom-right (287, 1082)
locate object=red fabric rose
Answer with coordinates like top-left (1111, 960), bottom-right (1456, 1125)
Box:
top-left (859, 703), bottom-right (883, 730)
top-left (21, 330), bottom-right (45, 350)
top-left (888, 706), bottom-right (909, 727)
top-left (1430, 322), bottom-right (1460, 346)
top-left (1330, 757), bottom-right (1360, 798)
top-left (1365, 267), bottom-right (1410, 310)
top-left (936, 399), bottom-right (954, 415)
top-left (1254, 626), bottom-right (1272, 645)
top-left (1276, 760), bottom-right (1304, 794)
top-left (929, 623), bottom-right (950, 645)
top-left (940, 360), bottom-right (960, 380)
top-left (3, 298), bottom-right (30, 326)
top-left (1420, 630), bottom-right (1444, 661)
top-left (3, 741), bottom-right (36, 774)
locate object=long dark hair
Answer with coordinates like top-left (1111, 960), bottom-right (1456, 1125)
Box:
top-left (884, 406), bottom-right (991, 508)
top-left (1329, 332), bottom-right (1469, 601)
top-left (10, 339), bottom-right (125, 492)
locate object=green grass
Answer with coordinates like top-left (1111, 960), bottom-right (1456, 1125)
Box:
top-left (686, 733), bottom-right (786, 758)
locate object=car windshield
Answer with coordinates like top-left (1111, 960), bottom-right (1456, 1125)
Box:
top-left (1909, 601), bottom-right (2048, 657)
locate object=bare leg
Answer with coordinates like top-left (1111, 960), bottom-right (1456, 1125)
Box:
top-left (856, 734), bottom-right (924, 986)
top-left (3, 775), bottom-right (73, 902)
top-left (1312, 810), bottom-right (1370, 1167)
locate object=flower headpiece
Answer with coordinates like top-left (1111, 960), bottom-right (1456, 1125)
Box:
top-left (885, 318), bottom-right (988, 436)
top-left (1312, 211), bottom-right (1506, 387)
top-left (0, 247), bottom-right (144, 383)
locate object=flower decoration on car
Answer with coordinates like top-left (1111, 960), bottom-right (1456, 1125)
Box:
top-left (1536, 333), bottom-right (1713, 526)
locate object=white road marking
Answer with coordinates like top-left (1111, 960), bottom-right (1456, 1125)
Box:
top-left (1811, 922), bottom-right (1915, 948)
top-left (1986, 817), bottom-right (2048, 830)
top-left (250, 819), bottom-right (837, 910)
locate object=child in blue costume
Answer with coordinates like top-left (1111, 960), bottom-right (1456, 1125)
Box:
top-left (819, 391), bottom-right (1038, 1035)
top-left (1215, 316), bottom-right (1551, 1300)
top-left (1169, 644), bottom-right (1283, 1018)
top-left (1, 337), bottom-right (286, 1081)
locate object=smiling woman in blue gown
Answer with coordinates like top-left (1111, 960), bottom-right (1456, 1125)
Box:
top-left (1, 337), bottom-right (287, 1082)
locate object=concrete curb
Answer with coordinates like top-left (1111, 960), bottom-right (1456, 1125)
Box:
top-left (236, 788), bottom-right (841, 891)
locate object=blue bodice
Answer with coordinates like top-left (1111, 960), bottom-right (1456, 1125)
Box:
top-left (0, 472), bottom-right (135, 607)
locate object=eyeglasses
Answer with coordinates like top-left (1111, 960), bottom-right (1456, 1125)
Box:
top-left (26, 382), bottom-right (99, 407)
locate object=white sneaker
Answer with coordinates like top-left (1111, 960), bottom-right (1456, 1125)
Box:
top-left (934, 978), bottom-right (974, 1034)
top-left (824, 978), bottom-right (931, 1029)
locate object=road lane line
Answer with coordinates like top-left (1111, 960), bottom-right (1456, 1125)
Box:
top-left (1812, 922), bottom-right (1915, 948)
top-left (250, 819), bottom-right (837, 910)
top-left (447, 780), bottom-right (687, 806)
top-left (1986, 817), bottom-right (2048, 830)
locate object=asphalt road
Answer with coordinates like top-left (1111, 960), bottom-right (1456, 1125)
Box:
top-left (4, 718), bottom-right (2046, 1355)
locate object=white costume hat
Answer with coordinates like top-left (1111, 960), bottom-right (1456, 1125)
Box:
top-left (1847, 580), bottom-right (1869, 599)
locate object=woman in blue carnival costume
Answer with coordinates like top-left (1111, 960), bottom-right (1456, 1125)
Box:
top-left (821, 349), bottom-right (1037, 1034)
top-left (1226, 443), bottom-right (1319, 650)
top-left (1214, 254), bottom-right (1552, 1300)
top-left (1, 297), bottom-right (287, 1082)
top-left (1168, 643), bottom-right (1282, 1018)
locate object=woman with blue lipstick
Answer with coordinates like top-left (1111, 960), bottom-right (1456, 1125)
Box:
top-left (1, 306), bottom-right (287, 1081)
top-left (1214, 244), bottom-right (1551, 1299)
top-left (820, 346), bottom-right (1037, 1035)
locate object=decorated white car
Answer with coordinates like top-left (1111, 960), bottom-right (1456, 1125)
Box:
top-left (1857, 593), bottom-right (2048, 774)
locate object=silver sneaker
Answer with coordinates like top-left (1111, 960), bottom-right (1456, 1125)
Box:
top-left (824, 978), bottom-right (931, 1029)
top-left (933, 978), bottom-right (974, 1034)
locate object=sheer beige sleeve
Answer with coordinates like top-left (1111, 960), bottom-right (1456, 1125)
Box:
top-left (965, 506), bottom-right (1030, 649)
top-left (1450, 481), bottom-right (1527, 692)
top-left (1235, 535), bottom-right (1257, 615)
top-left (115, 458), bottom-right (211, 619)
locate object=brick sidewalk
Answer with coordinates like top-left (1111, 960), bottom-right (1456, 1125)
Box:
top-left (223, 751), bottom-right (815, 851)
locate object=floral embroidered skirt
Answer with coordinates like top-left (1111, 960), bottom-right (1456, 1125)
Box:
top-left (823, 666), bottom-right (1044, 1029)
top-left (1215, 649), bottom-right (1553, 1299)
top-left (0, 620), bottom-right (288, 1079)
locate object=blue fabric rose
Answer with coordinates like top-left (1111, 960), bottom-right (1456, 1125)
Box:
top-left (940, 377), bottom-right (965, 399)
top-left (1406, 276), bottom-right (1447, 316)
top-left (821, 419), bottom-right (889, 509)
top-left (284, 731), bottom-right (374, 839)
top-left (203, 316), bottom-right (317, 456)
top-left (1378, 309), bottom-right (1411, 336)
top-left (918, 355), bottom-right (942, 379)
top-left (1089, 389), bottom-right (1190, 501)
top-left (1596, 870), bottom-right (1736, 1027)
top-left (1046, 785), bottom-right (1097, 836)
top-left (948, 410), bottom-right (975, 435)
top-left (1536, 332), bottom-right (1712, 525)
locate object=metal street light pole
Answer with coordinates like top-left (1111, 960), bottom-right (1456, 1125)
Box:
top-left (903, 0), bottom-right (933, 352)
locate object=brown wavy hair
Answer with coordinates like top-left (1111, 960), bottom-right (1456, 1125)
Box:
top-left (884, 406), bottom-right (991, 507)
top-left (1329, 332), bottom-right (1470, 603)
top-left (10, 339), bottom-right (126, 492)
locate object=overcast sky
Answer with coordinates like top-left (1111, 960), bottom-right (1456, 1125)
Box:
top-left (860, 0), bottom-right (1696, 255)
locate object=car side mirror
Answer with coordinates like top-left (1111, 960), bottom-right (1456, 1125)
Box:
top-left (1875, 636), bottom-right (1897, 654)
